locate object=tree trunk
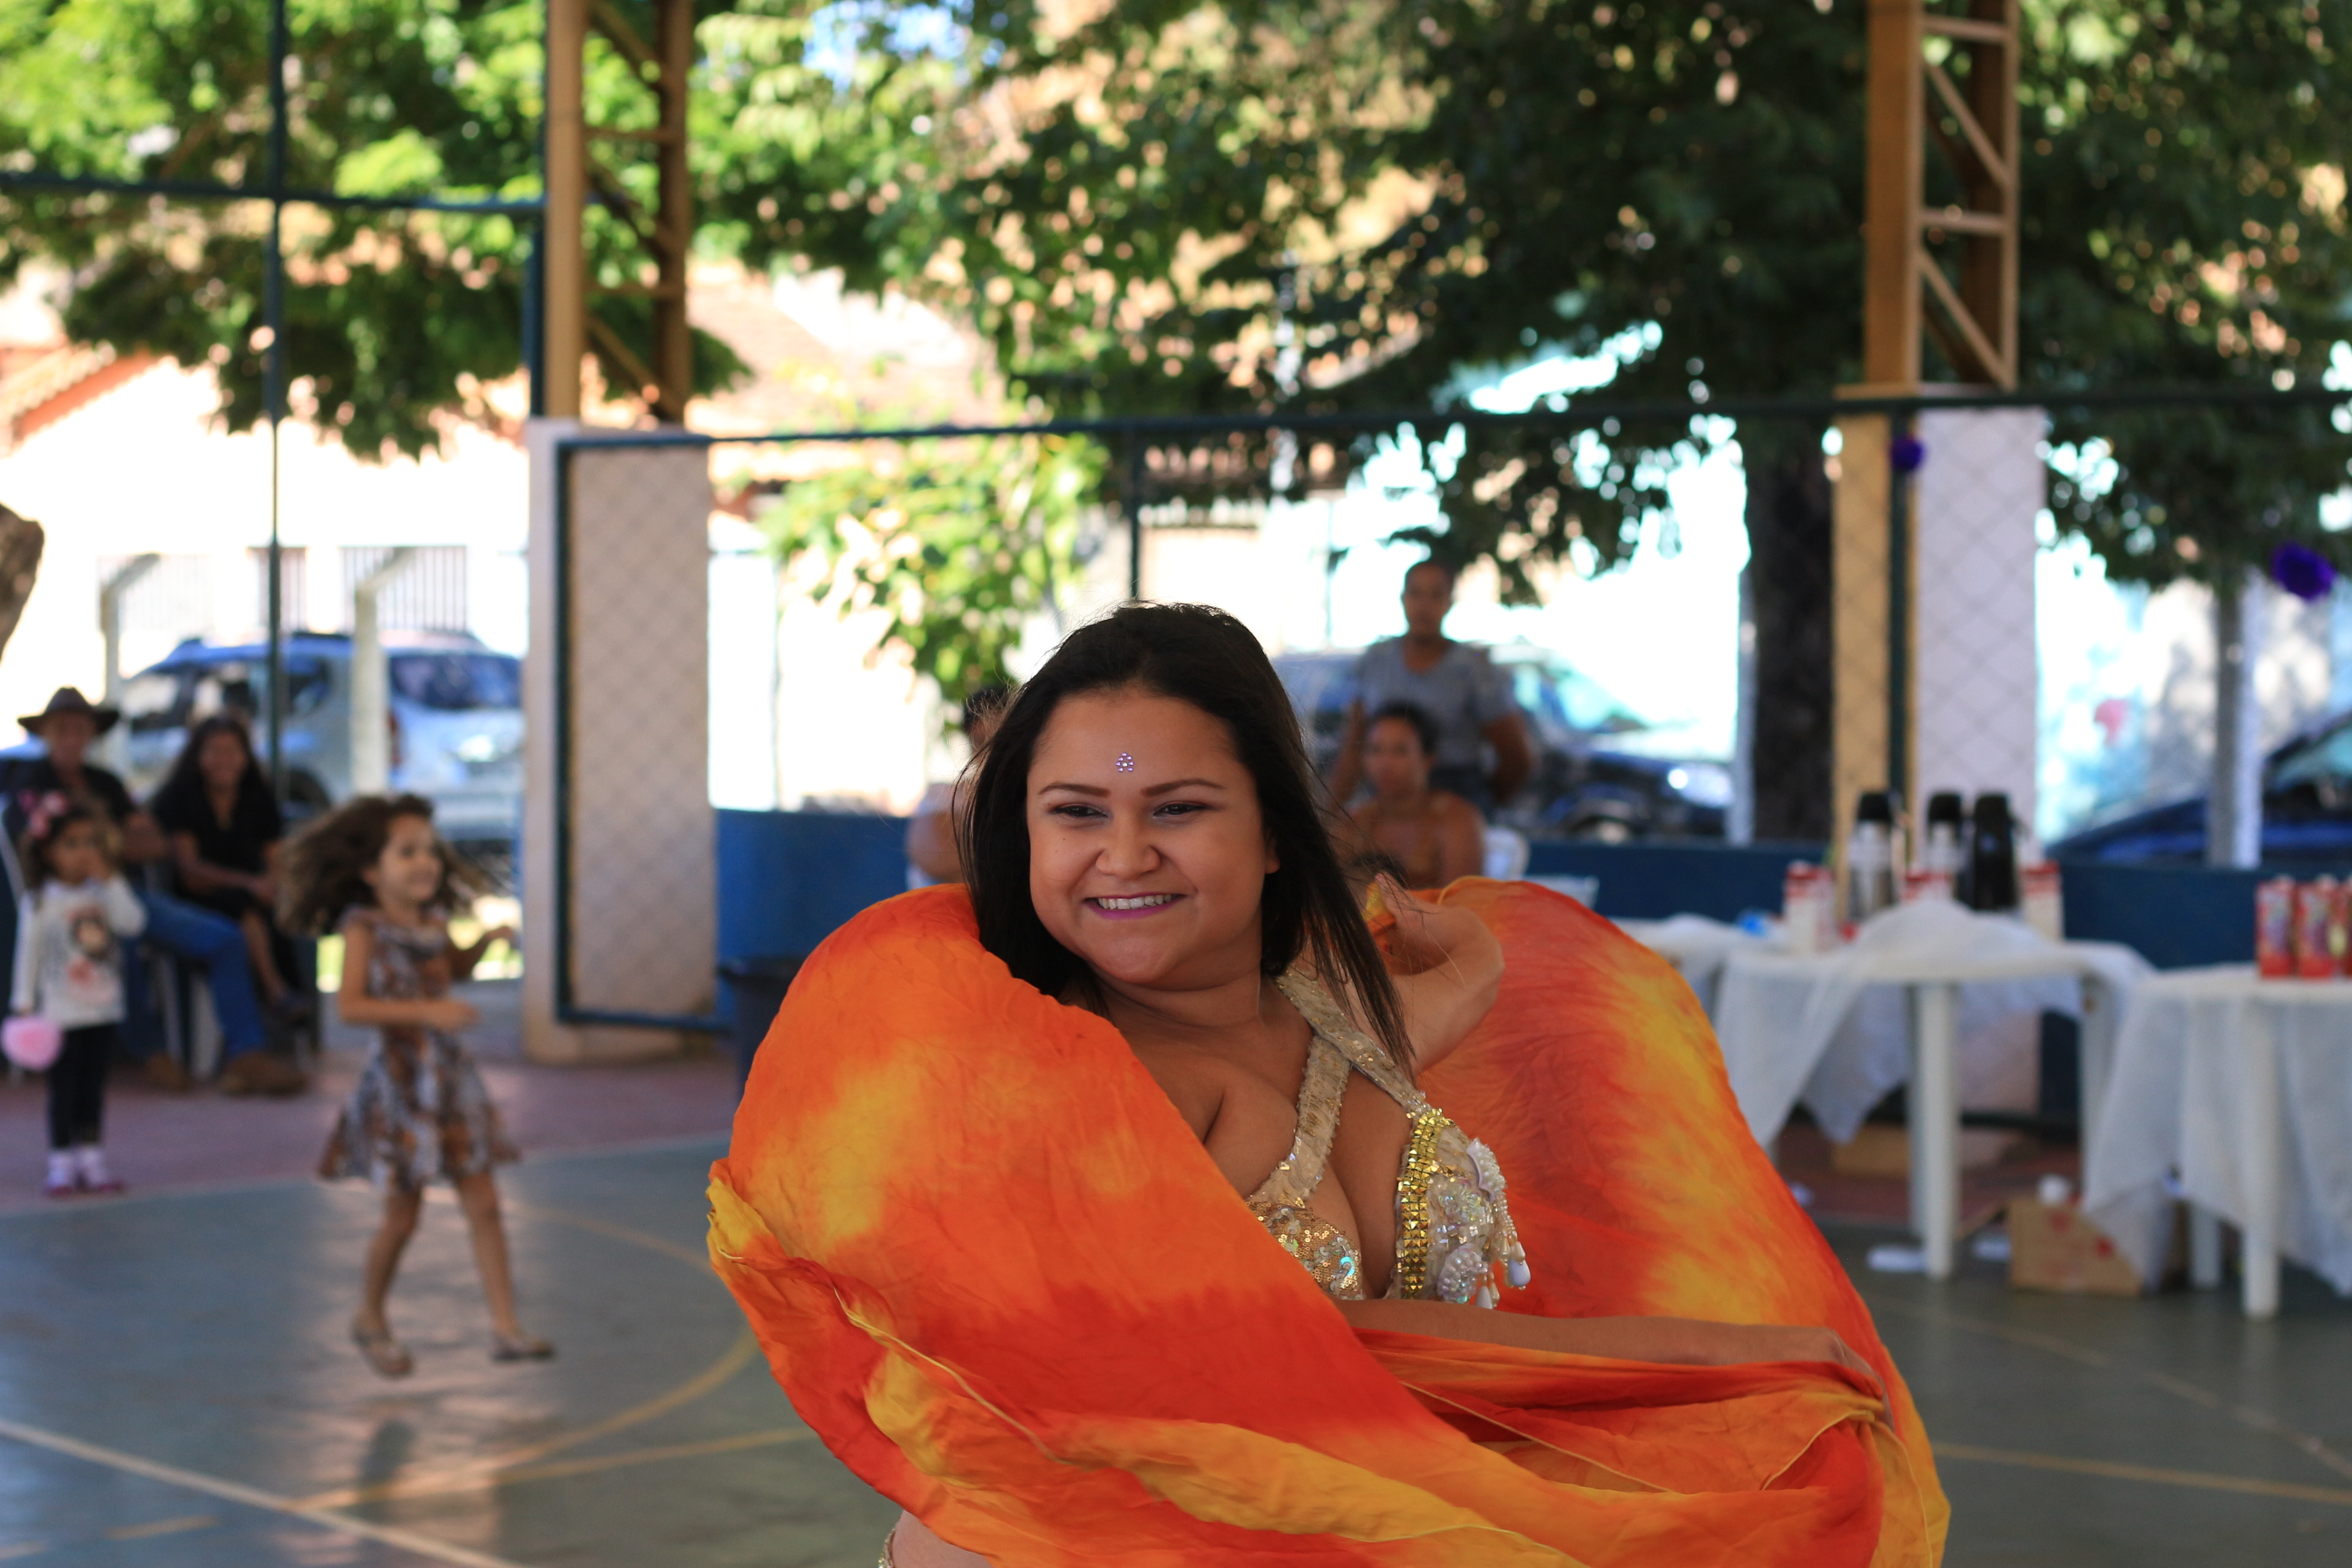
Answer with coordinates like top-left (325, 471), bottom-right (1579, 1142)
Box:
top-left (1742, 442), bottom-right (1836, 843)
top-left (0, 503), bottom-right (43, 660)
top-left (2207, 571), bottom-right (2262, 867)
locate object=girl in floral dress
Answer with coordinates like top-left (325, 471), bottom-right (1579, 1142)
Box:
top-left (282, 794), bottom-right (549, 1377)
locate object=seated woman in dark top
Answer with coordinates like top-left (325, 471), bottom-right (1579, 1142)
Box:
top-left (147, 717), bottom-right (301, 1019)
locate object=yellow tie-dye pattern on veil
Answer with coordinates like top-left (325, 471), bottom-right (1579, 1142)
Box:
top-left (709, 879), bottom-right (1945, 1565)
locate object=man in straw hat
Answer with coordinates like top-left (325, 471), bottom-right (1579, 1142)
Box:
top-left (5, 689), bottom-right (302, 1095)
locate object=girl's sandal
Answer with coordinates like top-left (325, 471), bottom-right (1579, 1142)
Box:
top-left (352, 1320), bottom-right (415, 1378)
top-left (491, 1332), bottom-right (555, 1362)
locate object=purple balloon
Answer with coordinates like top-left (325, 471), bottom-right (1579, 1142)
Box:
top-left (2270, 543), bottom-right (2337, 603)
top-left (1889, 435), bottom-right (1926, 474)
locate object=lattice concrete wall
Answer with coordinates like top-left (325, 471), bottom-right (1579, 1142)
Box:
top-left (1913, 407), bottom-right (2042, 833)
top-left (522, 421), bottom-right (715, 1063)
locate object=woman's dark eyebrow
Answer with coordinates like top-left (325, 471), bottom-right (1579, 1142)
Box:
top-left (1035, 777), bottom-right (1228, 798)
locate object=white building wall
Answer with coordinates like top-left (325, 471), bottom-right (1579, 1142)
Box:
top-left (0, 361), bottom-right (526, 740)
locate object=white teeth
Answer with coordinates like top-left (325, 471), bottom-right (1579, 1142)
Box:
top-left (1096, 894), bottom-right (1176, 910)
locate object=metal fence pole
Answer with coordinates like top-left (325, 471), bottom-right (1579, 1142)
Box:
top-left (1886, 416), bottom-right (1914, 808)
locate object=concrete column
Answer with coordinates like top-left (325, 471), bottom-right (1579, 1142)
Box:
top-left (522, 419), bottom-right (714, 1063)
top-left (1910, 407), bottom-right (2043, 833)
top-left (348, 548), bottom-right (416, 794)
top-left (95, 554), bottom-right (158, 772)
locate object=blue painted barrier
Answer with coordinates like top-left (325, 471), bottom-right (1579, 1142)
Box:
top-left (714, 809), bottom-right (910, 1014)
top-left (1525, 839), bottom-right (1824, 922)
top-left (710, 811), bottom-right (2346, 985)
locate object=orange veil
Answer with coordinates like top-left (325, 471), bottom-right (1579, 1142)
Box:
top-left (708, 879), bottom-right (1945, 1564)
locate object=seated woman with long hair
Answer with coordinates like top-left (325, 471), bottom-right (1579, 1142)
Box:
top-left (146, 715), bottom-right (305, 1021)
top-left (711, 604), bottom-right (1942, 1567)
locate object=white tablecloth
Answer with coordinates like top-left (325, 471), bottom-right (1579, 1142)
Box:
top-left (2085, 966), bottom-right (2352, 1295)
top-left (1614, 914), bottom-right (1775, 1016)
top-left (1701, 901), bottom-right (2148, 1146)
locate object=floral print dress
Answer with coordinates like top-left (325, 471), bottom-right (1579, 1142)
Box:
top-left (318, 907), bottom-right (516, 1190)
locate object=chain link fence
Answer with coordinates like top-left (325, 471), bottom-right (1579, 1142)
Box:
top-left (544, 387), bottom-right (2352, 1027)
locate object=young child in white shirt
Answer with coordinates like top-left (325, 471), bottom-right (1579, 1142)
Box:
top-left (10, 799), bottom-right (146, 1196)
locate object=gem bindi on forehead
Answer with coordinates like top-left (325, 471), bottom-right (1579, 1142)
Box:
top-left (1115, 752), bottom-right (1135, 772)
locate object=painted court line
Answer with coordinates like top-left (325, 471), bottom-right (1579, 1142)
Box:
top-left (291, 1329), bottom-right (762, 1509)
top-left (1938, 1442), bottom-right (2352, 1507)
top-left (0, 1417), bottom-right (532, 1568)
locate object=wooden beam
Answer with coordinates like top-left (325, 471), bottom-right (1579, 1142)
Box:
top-left (1916, 250), bottom-right (2010, 387)
top-left (586, 310), bottom-right (657, 397)
top-left (1862, 0), bottom-right (1926, 387)
top-left (1922, 14), bottom-right (2008, 44)
top-left (652, 0), bottom-right (694, 424)
top-left (588, 0), bottom-right (657, 73)
top-left (1920, 205), bottom-right (2009, 237)
top-left (1924, 59), bottom-right (2012, 191)
top-left (544, 0), bottom-right (585, 418)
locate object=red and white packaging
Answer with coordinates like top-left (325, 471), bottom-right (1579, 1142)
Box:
top-left (2021, 862), bottom-right (2064, 944)
top-left (2257, 877), bottom-right (2298, 978)
top-left (2295, 877), bottom-right (2341, 980)
top-left (2331, 882), bottom-right (2352, 977)
top-left (1782, 863), bottom-right (1834, 955)
top-left (1902, 867), bottom-right (1953, 904)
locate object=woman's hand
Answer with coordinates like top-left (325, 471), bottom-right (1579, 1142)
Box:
top-left (1377, 877), bottom-right (1503, 1071)
top-left (1688, 1323), bottom-right (1883, 1394)
top-left (419, 998), bottom-right (482, 1032)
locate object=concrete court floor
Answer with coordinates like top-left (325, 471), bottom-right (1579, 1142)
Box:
top-left (4, 1140), bottom-right (2351, 1567)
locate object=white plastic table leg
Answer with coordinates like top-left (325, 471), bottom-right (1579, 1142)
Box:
top-left (1910, 981), bottom-right (1961, 1280)
top-left (2077, 973), bottom-right (2117, 1140)
top-left (2189, 1205), bottom-right (2224, 1289)
top-left (2237, 1004), bottom-right (2282, 1319)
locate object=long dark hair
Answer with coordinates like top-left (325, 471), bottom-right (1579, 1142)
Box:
top-left (151, 714), bottom-right (271, 822)
top-left (277, 793), bottom-right (478, 936)
top-left (960, 603), bottom-right (1413, 1072)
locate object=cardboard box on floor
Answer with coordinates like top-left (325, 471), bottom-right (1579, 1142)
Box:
top-left (1829, 1124), bottom-right (2017, 1178)
top-left (2007, 1198), bottom-right (2144, 1296)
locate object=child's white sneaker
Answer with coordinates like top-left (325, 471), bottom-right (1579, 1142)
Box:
top-left (44, 1152), bottom-right (76, 1198)
top-left (73, 1146), bottom-right (122, 1195)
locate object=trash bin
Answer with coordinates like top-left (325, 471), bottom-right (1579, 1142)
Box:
top-left (717, 955), bottom-right (804, 1089)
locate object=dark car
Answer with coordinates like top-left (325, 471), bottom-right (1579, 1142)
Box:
top-left (2051, 708), bottom-right (2352, 863)
top-left (1273, 645), bottom-right (1730, 841)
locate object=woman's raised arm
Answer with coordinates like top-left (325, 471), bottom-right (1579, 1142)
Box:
top-left (1375, 878), bottom-right (1503, 1073)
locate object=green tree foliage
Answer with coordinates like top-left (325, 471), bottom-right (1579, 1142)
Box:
top-left (708, 0), bottom-right (2352, 583)
top-left (749, 433), bottom-right (1102, 701)
top-left (0, 0), bottom-right (740, 459)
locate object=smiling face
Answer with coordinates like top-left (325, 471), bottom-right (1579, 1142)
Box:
top-left (362, 813), bottom-right (446, 912)
top-left (1026, 688), bottom-right (1277, 995)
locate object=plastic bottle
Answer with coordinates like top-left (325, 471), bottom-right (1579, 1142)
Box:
top-left (1921, 792), bottom-right (1965, 877)
top-left (1962, 793), bottom-right (2020, 913)
top-left (1847, 790), bottom-right (1898, 923)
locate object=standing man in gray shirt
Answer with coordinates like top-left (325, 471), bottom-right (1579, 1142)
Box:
top-left (1329, 558), bottom-right (1532, 814)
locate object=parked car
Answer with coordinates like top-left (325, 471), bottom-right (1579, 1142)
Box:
top-left (41, 632), bottom-right (524, 879)
top-left (1273, 643), bottom-right (1731, 841)
top-left (2051, 708), bottom-right (2352, 863)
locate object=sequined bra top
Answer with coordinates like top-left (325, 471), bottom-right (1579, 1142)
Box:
top-left (1248, 973), bottom-right (1531, 1308)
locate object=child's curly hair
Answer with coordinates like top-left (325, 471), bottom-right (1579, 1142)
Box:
top-left (277, 793), bottom-right (481, 936)
top-left (17, 796), bottom-right (116, 887)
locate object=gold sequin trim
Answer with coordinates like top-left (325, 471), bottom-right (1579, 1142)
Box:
top-left (1388, 1106), bottom-right (1450, 1298)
